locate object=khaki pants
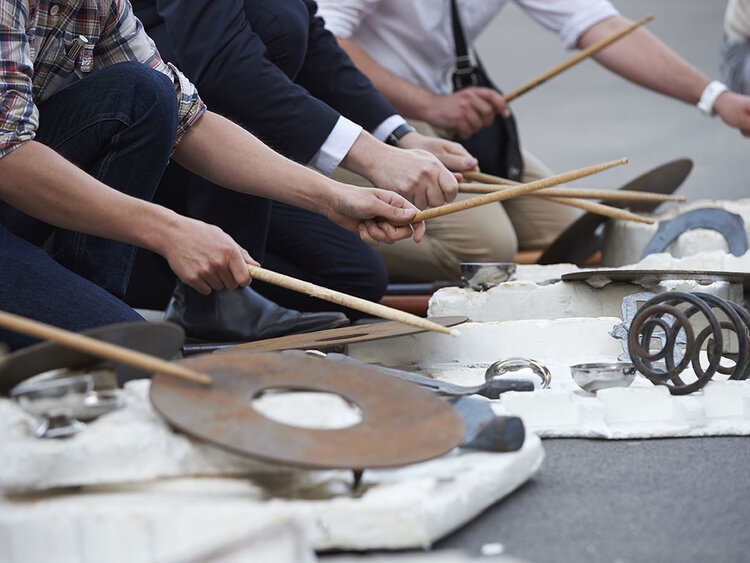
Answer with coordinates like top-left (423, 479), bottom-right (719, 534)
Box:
top-left (332, 120), bottom-right (580, 282)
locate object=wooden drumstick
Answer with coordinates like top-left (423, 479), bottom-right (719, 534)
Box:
top-left (0, 310), bottom-right (212, 385)
top-left (504, 15), bottom-right (654, 103)
top-left (543, 196), bottom-right (653, 224)
top-left (247, 266), bottom-right (457, 336)
top-left (458, 184), bottom-right (686, 203)
top-left (396, 157), bottom-right (627, 225)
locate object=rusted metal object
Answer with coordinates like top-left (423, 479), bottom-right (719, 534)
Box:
top-left (208, 316), bottom-right (468, 355)
top-left (627, 292), bottom-right (750, 395)
top-left (562, 269), bottom-right (750, 290)
top-left (0, 322), bottom-right (184, 395)
top-left (150, 351), bottom-right (465, 470)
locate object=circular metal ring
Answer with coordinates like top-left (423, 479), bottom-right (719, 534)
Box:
top-left (484, 357), bottom-right (551, 389)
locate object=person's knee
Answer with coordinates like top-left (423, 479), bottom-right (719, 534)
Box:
top-left (243, 0), bottom-right (308, 78)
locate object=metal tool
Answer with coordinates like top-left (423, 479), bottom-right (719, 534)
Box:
top-left (538, 158), bottom-right (693, 265)
top-left (205, 316), bottom-right (468, 355)
top-left (10, 374), bottom-right (93, 438)
top-left (460, 263), bottom-right (517, 291)
top-left (640, 208), bottom-right (748, 259)
top-left (150, 351), bottom-right (465, 470)
top-left (0, 322), bottom-right (184, 395)
top-left (451, 397), bottom-right (525, 452)
top-left (289, 351), bottom-right (534, 398)
top-left (485, 358), bottom-right (552, 389)
top-left (627, 292), bottom-right (750, 394)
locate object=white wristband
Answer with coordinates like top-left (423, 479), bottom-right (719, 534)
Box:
top-left (697, 80), bottom-right (728, 117)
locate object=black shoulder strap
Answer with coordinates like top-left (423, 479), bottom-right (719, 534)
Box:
top-left (450, 0), bottom-right (479, 89)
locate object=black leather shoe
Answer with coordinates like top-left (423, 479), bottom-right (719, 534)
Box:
top-left (165, 282), bottom-right (349, 342)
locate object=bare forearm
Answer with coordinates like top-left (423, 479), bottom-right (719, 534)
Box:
top-left (336, 37), bottom-right (436, 121)
top-left (0, 141), bottom-right (177, 254)
top-left (173, 111), bottom-right (337, 215)
top-left (582, 15), bottom-right (710, 104)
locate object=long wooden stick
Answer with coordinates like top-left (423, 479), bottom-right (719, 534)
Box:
top-left (398, 157), bottom-right (627, 225)
top-left (0, 310), bottom-right (212, 385)
top-left (504, 15), bottom-right (654, 103)
top-left (463, 170), bottom-right (516, 186)
top-left (458, 183), bottom-right (686, 203)
top-left (544, 197), bottom-right (653, 224)
top-left (248, 266), bottom-right (454, 336)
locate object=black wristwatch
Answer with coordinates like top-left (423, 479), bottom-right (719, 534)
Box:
top-left (385, 123), bottom-right (416, 146)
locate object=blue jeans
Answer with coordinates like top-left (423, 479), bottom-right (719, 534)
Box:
top-left (0, 62), bottom-right (178, 350)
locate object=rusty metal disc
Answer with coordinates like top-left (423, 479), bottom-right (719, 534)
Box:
top-left (208, 316), bottom-right (468, 354)
top-left (0, 322), bottom-right (185, 395)
top-left (150, 351), bottom-right (465, 470)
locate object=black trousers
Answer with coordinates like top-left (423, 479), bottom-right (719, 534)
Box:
top-left (126, 0), bottom-right (387, 318)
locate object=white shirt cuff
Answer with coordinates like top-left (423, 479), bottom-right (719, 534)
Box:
top-left (371, 114), bottom-right (407, 142)
top-left (309, 116), bottom-right (363, 175)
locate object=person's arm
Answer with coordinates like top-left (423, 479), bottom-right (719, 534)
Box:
top-left (0, 141), bottom-right (256, 295)
top-left (172, 110), bottom-right (426, 246)
top-left (151, 0), bottom-right (466, 204)
top-left (337, 37), bottom-right (510, 140)
top-left (580, 15), bottom-right (750, 136)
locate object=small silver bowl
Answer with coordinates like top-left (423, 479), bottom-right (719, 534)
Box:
top-left (460, 262), bottom-right (517, 291)
top-left (10, 374), bottom-right (94, 438)
top-left (570, 362), bottom-right (636, 393)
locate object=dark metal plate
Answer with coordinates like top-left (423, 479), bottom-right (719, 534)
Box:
top-left (150, 351), bottom-right (465, 469)
top-left (213, 316), bottom-right (468, 354)
top-left (562, 269), bottom-right (750, 290)
top-left (0, 322), bottom-right (185, 395)
top-left (537, 159), bottom-right (693, 265)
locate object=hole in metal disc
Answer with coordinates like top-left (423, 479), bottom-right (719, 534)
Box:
top-left (250, 388), bottom-right (363, 429)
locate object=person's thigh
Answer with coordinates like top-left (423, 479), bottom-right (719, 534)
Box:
top-left (0, 225), bottom-right (143, 351)
top-left (722, 41), bottom-right (750, 95)
top-left (376, 193), bottom-right (518, 282)
top-left (253, 202), bottom-right (387, 317)
top-left (502, 149), bottom-right (581, 250)
top-left (0, 62), bottom-right (179, 299)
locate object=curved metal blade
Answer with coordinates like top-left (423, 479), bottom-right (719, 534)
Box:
top-left (537, 158), bottom-right (693, 265)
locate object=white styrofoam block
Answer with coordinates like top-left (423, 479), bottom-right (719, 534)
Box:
top-left (348, 318), bottom-right (623, 367)
top-left (429, 276), bottom-right (741, 323)
top-left (602, 199), bottom-right (750, 267)
top-left (0, 437), bottom-right (545, 558)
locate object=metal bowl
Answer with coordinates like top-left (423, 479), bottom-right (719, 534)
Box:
top-left (570, 362), bottom-right (636, 393)
top-left (10, 374), bottom-right (93, 438)
top-left (460, 262), bottom-right (516, 291)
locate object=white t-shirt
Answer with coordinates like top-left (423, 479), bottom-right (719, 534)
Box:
top-left (725, 0), bottom-right (750, 45)
top-left (316, 0), bottom-right (619, 94)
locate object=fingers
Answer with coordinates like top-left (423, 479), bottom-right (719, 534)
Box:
top-left (478, 88), bottom-right (511, 118)
top-left (358, 219), bottom-right (423, 245)
top-left (230, 247), bottom-right (255, 287)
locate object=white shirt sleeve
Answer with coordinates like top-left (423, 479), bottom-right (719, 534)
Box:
top-left (515, 0), bottom-right (620, 49)
top-left (315, 0), bottom-right (382, 38)
top-left (309, 116), bottom-right (363, 175)
top-left (371, 114), bottom-right (408, 142)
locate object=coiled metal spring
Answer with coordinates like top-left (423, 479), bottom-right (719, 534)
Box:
top-left (627, 292), bottom-right (750, 395)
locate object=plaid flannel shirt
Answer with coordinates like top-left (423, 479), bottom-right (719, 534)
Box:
top-left (0, 0), bottom-right (205, 159)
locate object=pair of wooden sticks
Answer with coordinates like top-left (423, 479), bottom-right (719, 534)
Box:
top-left (459, 169), bottom-right (683, 225)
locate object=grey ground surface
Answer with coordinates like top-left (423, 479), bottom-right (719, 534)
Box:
top-left (329, 3), bottom-right (750, 563)
top-left (434, 3), bottom-right (750, 562)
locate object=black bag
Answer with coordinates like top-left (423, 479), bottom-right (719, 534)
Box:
top-left (450, 0), bottom-right (523, 181)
